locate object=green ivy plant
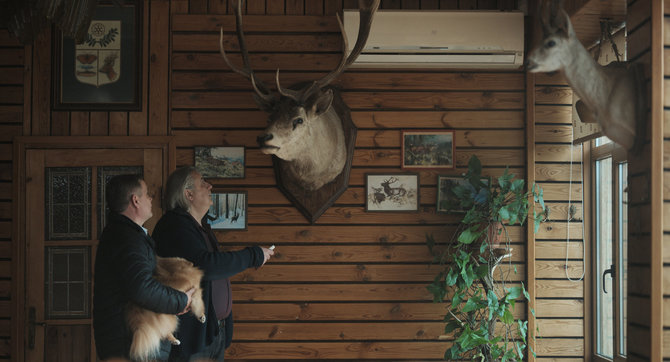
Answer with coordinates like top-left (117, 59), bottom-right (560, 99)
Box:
top-left (427, 155), bottom-right (547, 361)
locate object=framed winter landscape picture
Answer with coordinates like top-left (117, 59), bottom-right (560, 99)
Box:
top-left (401, 130), bottom-right (454, 169)
top-left (195, 146), bottom-right (245, 178)
top-left (209, 191), bottom-right (247, 230)
top-left (365, 173), bottom-right (419, 212)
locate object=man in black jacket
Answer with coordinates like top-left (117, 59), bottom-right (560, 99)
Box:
top-left (93, 174), bottom-right (195, 361)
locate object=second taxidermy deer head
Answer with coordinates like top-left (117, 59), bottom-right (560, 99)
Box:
top-left (220, 0), bottom-right (379, 191)
top-left (526, 1), bottom-right (644, 152)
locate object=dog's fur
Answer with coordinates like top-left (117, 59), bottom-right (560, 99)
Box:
top-left (126, 257), bottom-right (206, 361)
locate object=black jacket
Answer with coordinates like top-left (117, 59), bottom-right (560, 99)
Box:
top-left (93, 212), bottom-right (188, 360)
top-left (153, 208), bottom-right (264, 358)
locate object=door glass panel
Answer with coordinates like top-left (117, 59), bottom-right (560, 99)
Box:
top-left (45, 167), bottom-right (91, 240)
top-left (97, 166), bottom-right (143, 235)
top-left (595, 157), bottom-right (613, 358)
top-left (618, 162), bottom-right (628, 356)
top-left (45, 247), bottom-right (90, 319)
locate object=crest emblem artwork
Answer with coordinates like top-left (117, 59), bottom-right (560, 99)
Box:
top-left (52, 1), bottom-right (141, 111)
top-left (75, 21), bottom-right (121, 87)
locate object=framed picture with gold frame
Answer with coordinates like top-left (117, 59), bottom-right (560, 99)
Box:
top-left (402, 130), bottom-right (455, 169)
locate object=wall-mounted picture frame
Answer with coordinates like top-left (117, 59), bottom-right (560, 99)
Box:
top-left (52, 1), bottom-right (142, 110)
top-left (195, 146), bottom-right (245, 178)
top-left (402, 130), bottom-right (455, 169)
top-left (365, 173), bottom-right (419, 212)
top-left (209, 191), bottom-right (247, 230)
top-left (436, 175), bottom-right (489, 213)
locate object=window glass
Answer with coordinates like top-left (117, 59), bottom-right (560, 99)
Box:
top-left (595, 157), bottom-right (613, 359)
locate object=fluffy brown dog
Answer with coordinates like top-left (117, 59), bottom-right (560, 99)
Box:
top-left (126, 257), bottom-right (206, 361)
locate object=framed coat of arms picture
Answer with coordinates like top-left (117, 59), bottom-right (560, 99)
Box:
top-left (52, 1), bottom-right (142, 110)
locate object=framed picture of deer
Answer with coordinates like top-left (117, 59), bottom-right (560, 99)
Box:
top-left (209, 191), bottom-right (247, 230)
top-left (365, 173), bottom-right (419, 212)
top-left (195, 146), bottom-right (245, 179)
top-left (52, 0), bottom-right (142, 110)
top-left (402, 130), bottom-right (455, 169)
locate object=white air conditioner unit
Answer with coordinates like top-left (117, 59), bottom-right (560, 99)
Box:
top-left (343, 10), bottom-right (524, 69)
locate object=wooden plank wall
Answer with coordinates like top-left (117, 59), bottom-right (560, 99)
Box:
top-left (0, 0), bottom-right (591, 360)
top-left (0, 26), bottom-right (21, 358)
top-left (661, 0), bottom-right (670, 359)
top-left (627, 0), bottom-right (654, 360)
top-left (169, 0), bottom-right (580, 360)
top-left (530, 70), bottom-right (585, 360)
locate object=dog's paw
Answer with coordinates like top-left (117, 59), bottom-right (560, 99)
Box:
top-left (172, 339), bottom-right (181, 346)
top-left (199, 315), bottom-right (206, 323)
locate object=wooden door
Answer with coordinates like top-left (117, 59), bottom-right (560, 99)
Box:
top-left (23, 147), bottom-right (165, 361)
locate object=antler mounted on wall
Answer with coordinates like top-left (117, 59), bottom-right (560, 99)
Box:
top-left (219, 0), bottom-right (380, 223)
top-left (526, 0), bottom-right (645, 152)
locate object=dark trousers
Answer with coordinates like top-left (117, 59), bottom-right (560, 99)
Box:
top-left (168, 320), bottom-right (226, 362)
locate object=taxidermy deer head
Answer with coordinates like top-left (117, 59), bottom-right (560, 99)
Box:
top-left (220, 0), bottom-right (379, 191)
top-left (526, 0), bottom-right (644, 152)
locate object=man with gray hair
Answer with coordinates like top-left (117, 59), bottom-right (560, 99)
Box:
top-left (154, 166), bottom-right (274, 361)
top-left (93, 174), bottom-right (195, 361)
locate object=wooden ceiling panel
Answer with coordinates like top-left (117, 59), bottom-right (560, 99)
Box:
top-left (564, 0), bottom-right (627, 47)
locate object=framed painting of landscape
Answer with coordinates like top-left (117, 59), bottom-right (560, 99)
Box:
top-left (195, 146), bottom-right (245, 178)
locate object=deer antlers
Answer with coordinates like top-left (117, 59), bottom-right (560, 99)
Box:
top-left (219, 0), bottom-right (380, 104)
top-left (538, 0), bottom-right (569, 36)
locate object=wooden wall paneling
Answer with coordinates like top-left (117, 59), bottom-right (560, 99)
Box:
top-left (0, 69), bottom-right (21, 85)
top-left (174, 33), bottom-right (341, 52)
top-left (0, 49), bottom-right (23, 67)
top-left (499, 0), bottom-right (516, 10)
top-left (343, 0), bottom-right (358, 9)
top-left (421, 0), bottom-right (439, 9)
top-left (459, 0), bottom-right (477, 9)
top-left (89, 112), bottom-right (108, 136)
top-left (70, 112), bottom-right (89, 136)
top-left (531, 43), bottom-right (585, 360)
top-left (171, 71), bottom-right (525, 91)
top-left (172, 53), bottom-right (340, 70)
top-left (109, 112), bottom-right (128, 135)
top-left (50, 112), bottom-right (69, 136)
top-left (205, 0), bottom-right (225, 14)
top-left (628, 19), bottom-right (652, 61)
top-left (381, 0), bottom-right (401, 9)
top-left (130, 0), bottom-right (151, 136)
top-left (171, 89), bottom-right (525, 109)
top-left (324, 0), bottom-right (342, 14)
top-left (171, 14), bottom-right (338, 32)
top-left (402, 0), bottom-right (421, 9)
top-left (285, 0), bottom-right (304, 14)
top-left (172, 0), bottom-right (190, 14)
top-left (654, 0), bottom-right (666, 359)
top-left (305, 1), bottom-right (324, 14)
top-left (170, 109), bottom-right (524, 130)
top-left (526, 72), bottom-right (537, 362)
top-left (477, 0), bottom-right (497, 9)
top-left (439, 0), bottom-right (458, 9)
top-left (189, 0), bottom-right (209, 13)
top-left (246, 0), bottom-right (266, 14)
top-left (266, 0), bottom-right (284, 14)
top-left (626, 0), bottom-right (655, 358)
top-left (149, 0), bottom-right (170, 136)
top-left (0, 88), bottom-right (21, 105)
top-left (163, 2), bottom-right (569, 360)
top-left (31, 28), bottom-right (50, 136)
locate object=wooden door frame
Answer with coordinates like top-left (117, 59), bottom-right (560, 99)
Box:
top-left (11, 136), bottom-right (175, 361)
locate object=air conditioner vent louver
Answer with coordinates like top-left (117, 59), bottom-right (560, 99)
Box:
top-left (344, 10), bottom-right (524, 69)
